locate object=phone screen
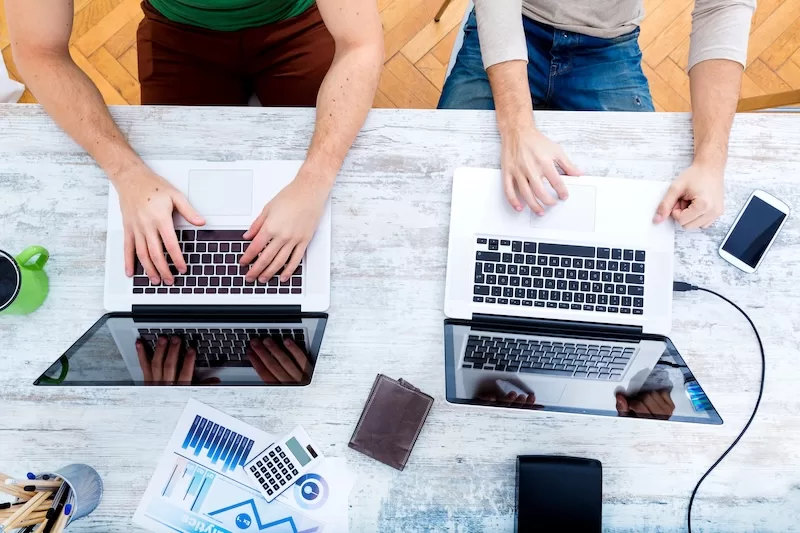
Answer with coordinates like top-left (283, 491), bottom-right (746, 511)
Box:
top-left (722, 196), bottom-right (786, 268)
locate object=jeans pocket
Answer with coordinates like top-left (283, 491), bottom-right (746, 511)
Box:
top-left (609, 27), bottom-right (641, 44)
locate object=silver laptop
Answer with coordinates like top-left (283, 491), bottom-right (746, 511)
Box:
top-left (444, 168), bottom-right (682, 413)
top-left (104, 160), bottom-right (330, 313)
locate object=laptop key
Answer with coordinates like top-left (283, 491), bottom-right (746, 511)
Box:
top-left (597, 248), bottom-right (610, 259)
top-left (583, 305), bottom-right (594, 311)
top-left (633, 309), bottom-right (643, 315)
top-left (635, 250), bottom-right (646, 261)
top-left (133, 277), bottom-right (149, 286)
top-left (197, 230), bottom-right (247, 241)
top-left (476, 251), bottom-right (501, 262)
top-left (474, 285), bottom-right (490, 295)
top-left (625, 274), bottom-right (645, 285)
top-left (632, 263), bottom-right (645, 273)
top-left (628, 286), bottom-right (644, 296)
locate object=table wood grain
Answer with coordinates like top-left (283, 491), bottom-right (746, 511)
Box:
top-left (0, 105), bottom-right (798, 533)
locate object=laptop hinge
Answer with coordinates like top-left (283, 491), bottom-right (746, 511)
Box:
top-left (131, 305), bottom-right (302, 317)
top-left (472, 313), bottom-right (643, 337)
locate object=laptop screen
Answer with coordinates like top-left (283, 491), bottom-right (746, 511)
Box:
top-left (444, 320), bottom-right (722, 424)
top-left (34, 313), bottom-right (327, 386)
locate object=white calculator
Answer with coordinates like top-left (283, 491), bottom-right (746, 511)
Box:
top-left (244, 426), bottom-right (324, 502)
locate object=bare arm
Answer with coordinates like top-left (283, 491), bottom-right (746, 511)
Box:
top-left (6, 0), bottom-right (140, 177)
top-left (654, 0), bottom-right (753, 229)
top-left (487, 60), bottom-right (580, 215)
top-left (7, 0), bottom-right (203, 284)
top-left (689, 60), bottom-right (742, 173)
top-left (242, 0), bottom-right (384, 282)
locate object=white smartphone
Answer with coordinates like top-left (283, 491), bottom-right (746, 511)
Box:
top-left (718, 190), bottom-right (790, 273)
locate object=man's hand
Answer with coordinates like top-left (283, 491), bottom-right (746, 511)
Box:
top-left (616, 390), bottom-right (675, 420)
top-left (247, 338), bottom-right (311, 384)
top-left (135, 336), bottom-right (195, 385)
top-left (501, 125), bottom-right (581, 215)
top-left (653, 162), bottom-right (724, 229)
top-left (116, 165), bottom-right (205, 285)
top-left (240, 171), bottom-right (329, 283)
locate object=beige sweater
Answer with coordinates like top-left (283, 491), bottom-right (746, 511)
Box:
top-left (474, 0), bottom-right (756, 71)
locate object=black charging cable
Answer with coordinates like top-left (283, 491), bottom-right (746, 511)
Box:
top-left (672, 281), bottom-right (766, 533)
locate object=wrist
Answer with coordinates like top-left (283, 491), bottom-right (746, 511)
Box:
top-left (103, 153), bottom-right (149, 188)
top-left (497, 110), bottom-right (535, 139)
top-left (296, 162), bottom-right (337, 195)
top-left (692, 144), bottom-right (727, 175)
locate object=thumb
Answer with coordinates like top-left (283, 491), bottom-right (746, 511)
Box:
top-left (556, 151), bottom-right (582, 176)
top-left (616, 393), bottom-right (629, 413)
top-left (173, 192), bottom-right (206, 226)
top-left (654, 183), bottom-right (683, 223)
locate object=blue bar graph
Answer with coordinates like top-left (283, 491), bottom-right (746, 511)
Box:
top-left (180, 416), bottom-right (252, 473)
top-left (239, 439), bottom-right (254, 466)
top-left (191, 471), bottom-right (215, 512)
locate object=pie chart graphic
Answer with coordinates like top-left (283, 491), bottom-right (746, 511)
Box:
top-left (293, 473), bottom-right (329, 510)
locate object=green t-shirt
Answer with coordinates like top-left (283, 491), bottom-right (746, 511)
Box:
top-left (149, 0), bottom-right (316, 32)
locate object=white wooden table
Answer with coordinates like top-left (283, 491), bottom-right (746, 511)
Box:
top-left (0, 105), bottom-right (799, 533)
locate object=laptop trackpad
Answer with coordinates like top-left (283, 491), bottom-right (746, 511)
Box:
top-left (530, 184), bottom-right (596, 233)
top-left (188, 170), bottom-right (253, 216)
top-left (517, 379), bottom-right (566, 404)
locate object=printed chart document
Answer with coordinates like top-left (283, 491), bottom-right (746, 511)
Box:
top-left (134, 399), bottom-right (356, 533)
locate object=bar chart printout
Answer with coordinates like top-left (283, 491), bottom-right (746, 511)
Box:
top-left (134, 400), bottom-right (328, 533)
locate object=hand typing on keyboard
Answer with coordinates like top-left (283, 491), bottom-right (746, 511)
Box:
top-left (615, 390), bottom-right (675, 420)
top-left (247, 338), bottom-right (311, 385)
top-left (135, 335), bottom-right (220, 386)
top-left (116, 166), bottom-right (206, 285)
top-left (241, 170), bottom-right (330, 284)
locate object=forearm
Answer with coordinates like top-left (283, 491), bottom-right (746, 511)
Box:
top-left (302, 44), bottom-right (382, 188)
top-left (487, 60), bottom-right (534, 136)
top-left (688, 59), bottom-right (743, 169)
top-left (16, 51), bottom-right (144, 183)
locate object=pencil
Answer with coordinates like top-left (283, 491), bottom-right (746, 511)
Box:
top-left (0, 491), bottom-right (50, 532)
top-left (4, 480), bottom-right (62, 489)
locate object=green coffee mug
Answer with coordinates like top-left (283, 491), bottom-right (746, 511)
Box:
top-left (0, 246), bottom-right (50, 315)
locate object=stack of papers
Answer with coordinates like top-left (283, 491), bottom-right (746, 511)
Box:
top-left (134, 399), bottom-right (356, 533)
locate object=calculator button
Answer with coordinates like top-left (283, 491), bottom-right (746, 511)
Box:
top-left (257, 461), bottom-right (263, 467)
top-left (267, 489), bottom-right (273, 495)
top-left (279, 479), bottom-right (286, 486)
top-left (272, 484), bottom-right (279, 490)
top-left (275, 446), bottom-right (282, 453)
top-left (291, 469), bottom-right (298, 475)
top-left (271, 467), bottom-right (277, 473)
top-left (281, 468), bottom-right (287, 474)
top-left (283, 458), bottom-right (291, 465)
top-left (279, 452), bottom-right (286, 458)
top-left (260, 466), bottom-right (267, 473)
top-left (250, 466), bottom-right (256, 472)
top-left (269, 451), bottom-right (275, 457)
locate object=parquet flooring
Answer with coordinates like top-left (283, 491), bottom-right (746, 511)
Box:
top-left (1, 0), bottom-right (799, 110)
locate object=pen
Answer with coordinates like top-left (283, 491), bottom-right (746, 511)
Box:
top-left (44, 483), bottom-right (67, 521)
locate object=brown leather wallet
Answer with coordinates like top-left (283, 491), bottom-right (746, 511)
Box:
top-left (348, 374), bottom-right (434, 471)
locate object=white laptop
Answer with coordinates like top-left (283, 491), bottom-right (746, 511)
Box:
top-left (443, 167), bottom-right (688, 417)
top-left (104, 160), bottom-right (330, 313)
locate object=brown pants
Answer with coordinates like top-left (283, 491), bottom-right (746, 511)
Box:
top-left (136, 1), bottom-right (335, 106)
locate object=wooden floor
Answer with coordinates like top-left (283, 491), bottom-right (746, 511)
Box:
top-left (1, 0), bottom-right (799, 110)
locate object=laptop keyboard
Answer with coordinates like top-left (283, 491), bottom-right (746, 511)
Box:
top-left (132, 230), bottom-right (304, 296)
top-left (462, 334), bottom-right (634, 381)
top-left (137, 327), bottom-right (306, 368)
top-left (473, 236), bottom-right (645, 315)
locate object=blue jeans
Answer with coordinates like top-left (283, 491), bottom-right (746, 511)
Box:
top-left (438, 10), bottom-right (654, 111)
